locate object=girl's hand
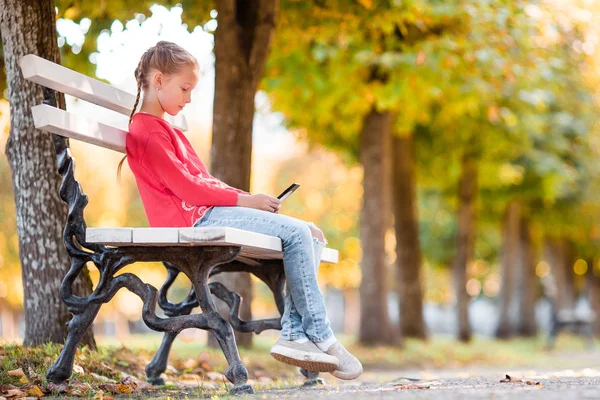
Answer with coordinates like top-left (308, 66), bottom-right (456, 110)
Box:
top-left (237, 194), bottom-right (282, 213)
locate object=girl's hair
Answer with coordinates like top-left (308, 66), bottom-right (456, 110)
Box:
top-left (117, 41), bottom-right (198, 180)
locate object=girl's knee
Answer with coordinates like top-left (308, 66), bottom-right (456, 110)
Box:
top-left (307, 222), bottom-right (327, 246)
top-left (309, 225), bottom-right (325, 242)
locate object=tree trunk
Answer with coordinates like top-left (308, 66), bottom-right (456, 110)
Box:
top-left (516, 215), bottom-right (537, 336)
top-left (453, 154), bottom-right (477, 343)
top-left (358, 109), bottom-right (395, 346)
top-left (495, 200), bottom-right (520, 339)
top-left (392, 134), bottom-right (426, 339)
top-left (208, 0), bottom-right (278, 348)
top-left (0, 0), bottom-right (95, 347)
top-left (543, 237), bottom-right (576, 312)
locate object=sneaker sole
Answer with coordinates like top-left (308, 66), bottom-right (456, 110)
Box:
top-left (271, 350), bottom-right (339, 372)
top-left (331, 368), bottom-right (363, 380)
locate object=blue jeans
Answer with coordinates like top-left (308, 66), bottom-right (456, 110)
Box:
top-left (194, 206), bottom-right (334, 343)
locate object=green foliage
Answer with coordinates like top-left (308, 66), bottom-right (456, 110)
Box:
top-left (264, 0), bottom-right (600, 265)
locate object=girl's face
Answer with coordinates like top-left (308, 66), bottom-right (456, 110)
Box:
top-left (154, 65), bottom-right (199, 116)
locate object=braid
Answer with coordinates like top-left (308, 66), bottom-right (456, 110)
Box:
top-left (117, 59), bottom-right (145, 181)
top-left (128, 79), bottom-right (143, 126)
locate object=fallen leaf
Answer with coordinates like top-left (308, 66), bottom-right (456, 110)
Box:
top-left (7, 368), bottom-right (24, 378)
top-left (47, 381), bottom-right (69, 394)
top-left (4, 388), bottom-right (27, 398)
top-left (68, 380), bottom-right (90, 396)
top-left (28, 386), bottom-right (44, 397)
top-left (118, 382), bottom-right (134, 394)
top-left (27, 368), bottom-right (44, 384)
top-left (181, 373), bottom-right (201, 381)
top-left (499, 374), bottom-right (541, 386)
top-left (97, 383), bottom-right (118, 394)
top-left (98, 380), bottom-right (136, 395)
top-left (89, 373), bottom-right (116, 383)
top-left (73, 364), bottom-right (85, 374)
top-left (394, 383), bottom-right (431, 390)
top-left (18, 375), bottom-right (29, 385)
top-left (93, 389), bottom-right (104, 400)
top-left (206, 371), bottom-right (226, 382)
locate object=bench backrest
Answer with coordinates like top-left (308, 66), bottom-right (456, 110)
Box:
top-left (19, 54), bottom-right (188, 153)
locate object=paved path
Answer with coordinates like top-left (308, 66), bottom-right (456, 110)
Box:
top-left (245, 362), bottom-right (600, 399)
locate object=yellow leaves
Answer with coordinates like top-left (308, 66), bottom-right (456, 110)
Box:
top-left (498, 164), bottom-right (524, 186)
top-left (356, 0), bottom-right (373, 10)
top-left (63, 7), bottom-right (80, 21)
top-left (97, 375), bottom-right (145, 395)
top-left (487, 105), bottom-right (500, 124)
top-left (28, 385), bottom-right (44, 397)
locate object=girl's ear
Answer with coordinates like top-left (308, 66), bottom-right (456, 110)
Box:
top-left (153, 71), bottom-right (164, 89)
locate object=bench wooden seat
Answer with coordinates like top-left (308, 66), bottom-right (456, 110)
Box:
top-left (87, 226), bottom-right (339, 263)
top-left (20, 53), bottom-right (337, 394)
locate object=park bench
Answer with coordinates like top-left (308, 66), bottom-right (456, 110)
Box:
top-left (546, 304), bottom-right (595, 349)
top-left (19, 54), bottom-right (339, 395)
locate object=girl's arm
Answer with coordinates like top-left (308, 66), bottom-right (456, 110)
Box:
top-left (212, 178), bottom-right (250, 196)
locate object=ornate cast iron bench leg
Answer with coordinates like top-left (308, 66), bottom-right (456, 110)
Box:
top-left (146, 264), bottom-right (197, 385)
top-left (147, 259), bottom-right (323, 388)
top-left (46, 303), bottom-right (102, 382)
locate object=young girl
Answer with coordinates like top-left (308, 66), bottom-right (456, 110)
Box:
top-left (120, 41), bottom-right (362, 380)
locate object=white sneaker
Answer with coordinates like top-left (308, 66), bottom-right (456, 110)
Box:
top-left (325, 342), bottom-right (363, 380)
top-left (270, 338), bottom-right (339, 372)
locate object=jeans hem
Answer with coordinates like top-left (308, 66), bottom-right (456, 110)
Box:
top-left (281, 333), bottom-right (309, 341)
top-left (309, 329), bottom-right (335, 344)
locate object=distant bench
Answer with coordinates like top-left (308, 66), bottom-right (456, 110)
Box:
top-left (20, 54), bottom-right (339, 395)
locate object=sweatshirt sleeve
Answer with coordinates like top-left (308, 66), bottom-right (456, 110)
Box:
top-left (211, 177), bottom-right (250, 196)
top-left (140, 132), bottom-right (239, 206)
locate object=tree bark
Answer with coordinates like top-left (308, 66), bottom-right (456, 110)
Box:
top-left (495, 200), bottom-right (520, 339)
top-left (209, 0), bottom-right (279, 348)
top-left (516, 215), bottom-right (537, 336)
top-left (453, 154), bottom-right (477, 343)
top-left (392, 134), bottom-right (426, 339)
top-left (358, 109), bottom-right (395, 346)
top-left (0, 0), bottom-right (95, 347)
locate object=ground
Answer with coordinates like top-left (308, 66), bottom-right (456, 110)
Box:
top-left (2, 333), bottom-right (600, 399)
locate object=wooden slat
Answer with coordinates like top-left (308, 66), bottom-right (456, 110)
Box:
top-left (132, 228), bottom-right (180, 245)
top-left (86, 226), bottom-right (340, 264)
top-left (20, 54), bottom-right (188, 131)
top-left (179, 227), bottom-right (283, 252)
top-left (21, 54), bottom-right (135, 115)
top-left (32, 104), bottom-right (127, 153)
top-left (86, 227), bottom-right (132, 244)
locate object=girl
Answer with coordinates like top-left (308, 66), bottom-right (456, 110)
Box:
top-left (120, 41), bottom-right (362, 380)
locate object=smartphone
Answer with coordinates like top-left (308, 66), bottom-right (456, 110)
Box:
top-left (277, 183), bottom-right (300, 201)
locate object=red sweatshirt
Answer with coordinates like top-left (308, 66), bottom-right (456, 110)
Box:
top-left (126, 112), bottom-right (248, 227)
